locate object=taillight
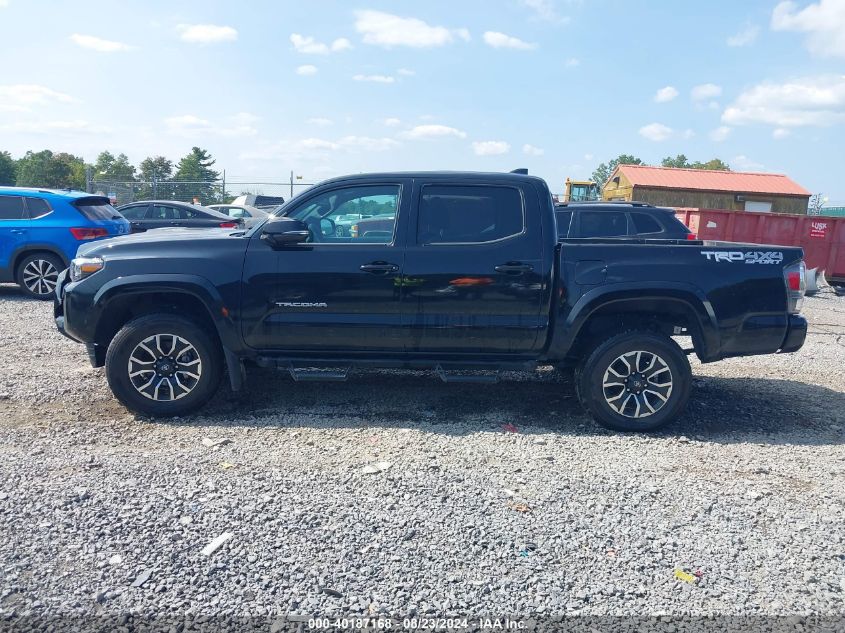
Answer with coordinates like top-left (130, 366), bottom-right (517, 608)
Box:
top-left (686, 233), bottom-right (698, 240)
top-left (219, 222), bottom-right (238, 229)
top-left (351, 224), bottom-right (359, 238)
top-left (784, 261), bottom-right (806, 314)
top-left (70, 227), bottom-right (109, 240)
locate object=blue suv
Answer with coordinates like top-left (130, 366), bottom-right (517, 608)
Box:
top-left (0, 188), bottom-right (130, 299)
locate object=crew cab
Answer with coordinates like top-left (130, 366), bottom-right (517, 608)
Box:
top-left (54, 171), bottom-right (807, 431)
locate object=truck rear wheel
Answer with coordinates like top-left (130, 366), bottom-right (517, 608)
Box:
top-left (575, 331), bottom-right (691, 432)
top-left (105, 314), bottom-right (222, 417)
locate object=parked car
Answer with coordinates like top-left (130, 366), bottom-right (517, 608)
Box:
top-left (207, 204), bottom-right (269, 228)
top-left (55, 171), bottom-right (807, 431)
top-left (229, 194), bottom-right (286, 210)
top-left (116, 201), bottom-right (244, 233)
top-left (0, 187), bottom-right (129, 299)
top-left (556, 201), bottom-right (695, 239)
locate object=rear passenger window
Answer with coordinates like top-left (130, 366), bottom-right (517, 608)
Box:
top-left (418, 185), bottom-right (523, 245)
top-left (579, 211), bottom-right (628, 237)
top-left (25, 198), bottom-right (51, 219)
top-left (119, 205), bottom-right (148, 220)
top-left (631, 213), bottom-right (663, 234)
top-left (555, 210), bottom-right (572, 237)
top-left (0, 196), bottom-right (25, 220)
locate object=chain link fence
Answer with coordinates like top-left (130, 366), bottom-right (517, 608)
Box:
top-left (90, 178), bottom-right (315, 207)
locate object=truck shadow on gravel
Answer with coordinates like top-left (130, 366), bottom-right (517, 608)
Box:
top-left (179, 368), bottom-right (844, 445)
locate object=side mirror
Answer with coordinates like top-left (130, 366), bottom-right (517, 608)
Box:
top-left (261, 216), bottom-right (310, 248)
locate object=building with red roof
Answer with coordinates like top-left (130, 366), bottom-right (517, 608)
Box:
top-left (602, 164), bottom-right (811, 214)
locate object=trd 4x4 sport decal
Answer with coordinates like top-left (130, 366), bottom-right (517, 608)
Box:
top-left (701, 251), bottom-right (784, 264)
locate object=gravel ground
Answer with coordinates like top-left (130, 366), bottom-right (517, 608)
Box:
top-left (0, 284), bottom-right (843, 629)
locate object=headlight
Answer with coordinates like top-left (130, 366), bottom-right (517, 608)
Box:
top-left (70, 257), bottom-right (104, 282)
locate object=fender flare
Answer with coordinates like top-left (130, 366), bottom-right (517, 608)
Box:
top-left (547, 281), bottom-right (721, 361)
top-left (92, 274), bottom-right (242, 352)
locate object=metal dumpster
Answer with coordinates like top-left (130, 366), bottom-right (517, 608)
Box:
top-left (675, 208), bottom-right (845, 283)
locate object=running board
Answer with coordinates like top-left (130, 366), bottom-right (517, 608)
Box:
top-left (287, 366), bottom-right (350, 382)
top-left (435, 365), bottom-right (499, 384)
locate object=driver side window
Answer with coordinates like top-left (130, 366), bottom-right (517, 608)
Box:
top-left (287, 185), bottom-right (400, 244)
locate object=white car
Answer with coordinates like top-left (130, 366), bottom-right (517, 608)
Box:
top-left (207, 204), bottom-right (270, 228)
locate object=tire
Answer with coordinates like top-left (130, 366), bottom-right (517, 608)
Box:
top-left (575, 331), bottom-right (691, 432)
top-left (16, 252), bottom-right (64, 300)
top-left (105, 314), bottom-right (223, 417)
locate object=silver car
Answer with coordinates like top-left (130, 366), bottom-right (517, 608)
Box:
top-left (207, 204), bottom-right (270, 228)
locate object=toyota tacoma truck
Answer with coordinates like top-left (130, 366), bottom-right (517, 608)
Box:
top-left (53, 171), bottom-right (807, 431)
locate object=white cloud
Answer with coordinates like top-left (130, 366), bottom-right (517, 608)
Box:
top-left (564, 57), bottom-right (580, 68)
top-left (654, 86), bottom-right (679, 103)
top-left (0, 84), bottom-right (77, 111)
top-left (727, 24), bottom-right (760, 47)
top-left (290, 33), bottom-right (352, 54)
top-left (400, 124), bottom-right (467, 140)
top-left (523, 144), bottom-right (544, 156)
top-left (384, 117), bottom-right (402, 127)
top-left (473, 141), bottom-right (511, 156)
top-left (331, 38), bottom-right (353, 52)
top-left (709, 126), bottom-right (731, 141)
top-left (70, 34), bottom-right (134, 52)
top-left (0, 1), bottom-right (8, 7)
top-left (773, 127), bottom-right (791, 139)
top-left (178, 24), bottom-right (238, 44)
top-left (483, 31), bottom-right (537, 50)
top-left (772, 0), bottom-right (845, 59)
top-left (682, 128), bottom-right (696, 139)
top-left (584, 153), bottom-right (594, 161)
top-left (307, 117), bottom-right (333, 126)
top-left (639, 122), bottom-right (673, 141)
top-left (165, 112), bottom-right (258, 138)
top-left (722, 75), bottom-right (845, 127)
top-left (691, 83), bottom-right (723, 101)
top-left (354, 10), bottom-right (469, 48)
top-left (397, 68), bottom-right (415, 76)
top-left (732, 155), bottom-right (764, 171)
top-left (299, 138), bottom-right (339, 151)
top-left (520, 0), bottom-right (571, 24)
top-left (353, 74), bottom-right (395, 83)
top-left (296, 65), bottom-right (319, 76)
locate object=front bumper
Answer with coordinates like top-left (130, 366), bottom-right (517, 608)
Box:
top-left (53, 269), bottom-right (77, 341)
top-left (779, 314), bottom-right (808, 353)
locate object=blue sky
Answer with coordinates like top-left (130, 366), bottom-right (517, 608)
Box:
top-left (1, 0), bottom-right (843, 202)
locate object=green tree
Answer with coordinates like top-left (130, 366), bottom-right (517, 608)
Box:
top-left (661, 154), bottom-right (690, 168)
top-left (0, 151), bottom-right (16, 186)
top-left (173, 147), bottom-right (221, 203)
top-left (591, 154), bottom-right (644, 193)
top-left (136, 155), bottom-right (174, 199)
top-left (661, 155), bottom-right (730, 171)
top-left (15, 149), bottom-right (86, 189)
top-left (94, 151), bottom-right (136, 181)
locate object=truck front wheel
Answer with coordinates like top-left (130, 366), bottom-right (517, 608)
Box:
top-left (575, 331), bottom-right (691, 432)
top-left (105, 314), bottom-right (223, 417)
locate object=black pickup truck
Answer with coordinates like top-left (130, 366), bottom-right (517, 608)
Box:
top-left (54, 171), bottom-right (808, 431)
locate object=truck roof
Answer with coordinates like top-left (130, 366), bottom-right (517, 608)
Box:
top-left (318, 171), bottom-right (548, 186)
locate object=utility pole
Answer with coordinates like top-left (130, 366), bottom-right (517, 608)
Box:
top-left (290, 170), bottom-right (294, 199)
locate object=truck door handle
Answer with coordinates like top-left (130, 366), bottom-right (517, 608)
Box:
top-left (495, 262), bottom-right (533, 274)
top-left (10, 229), bottom-right (27, 235)
top-left (360, 262), bottom-right (400, 274)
